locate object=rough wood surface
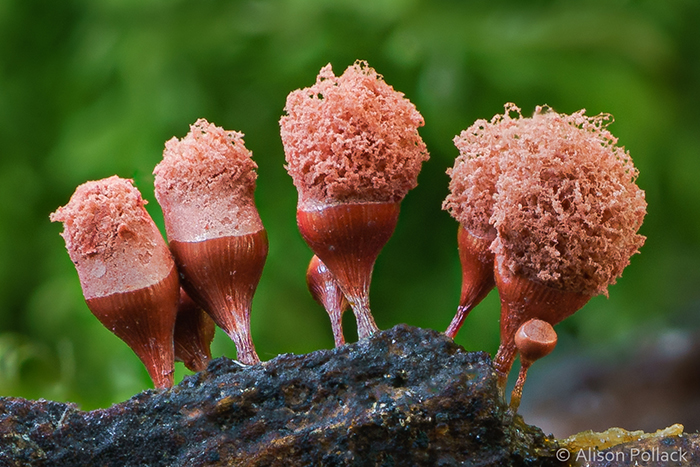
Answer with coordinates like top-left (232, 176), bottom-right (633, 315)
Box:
top-left (0, 325), bottom-right (695, 466)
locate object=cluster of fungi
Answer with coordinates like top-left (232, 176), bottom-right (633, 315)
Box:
top-left (51, 61), bottom-right (646, 410)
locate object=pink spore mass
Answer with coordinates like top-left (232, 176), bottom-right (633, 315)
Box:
top-left (444, 104), bottom-right (647, 296)
top-left (154, 119), bottom-right (263, 242)
top-left (50, 176), bottom-right (174, 299)
top-left (280, 61), bottom-right (429, 209)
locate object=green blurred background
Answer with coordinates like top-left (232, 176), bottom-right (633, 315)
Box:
top-left (1, 0), bottom-right (699, 419)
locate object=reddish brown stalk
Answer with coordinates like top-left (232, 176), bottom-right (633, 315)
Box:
top-left (174, 287), bottom-right (216, 372)
top-left (509, 319), bottom-right (558, 411)
top-left (307, 255), bottom-right (349, 347)
top-left (170, 230), bottom-right (268, 365)
top-left (297, 202), bottom-right (400, 339)
top-left (445, 227), bottom-right (496, 339)
top-left (86, 267), bottom-right (179, 389)
top-left (492, 257), bottom-right (590, 394)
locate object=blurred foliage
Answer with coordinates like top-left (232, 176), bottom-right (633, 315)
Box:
top-left (1, 0), bottom-right (699, 410)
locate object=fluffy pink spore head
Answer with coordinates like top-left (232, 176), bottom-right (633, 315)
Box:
top-left (280, 61), bottom-right (429, 209)
top-left (50, 176), bottom-right (174, 299)
top-left (442, 104), bottom-right (524, 239)
top-left (154, 119), bottom-right (263, 242)
top-left (488, 105), bottom-right (647, 296)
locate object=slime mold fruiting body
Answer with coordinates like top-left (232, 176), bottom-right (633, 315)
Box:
top-left (51, 176), bottom-right (179, 389)
top-left (281, 61), bottom-right (429, 339)
top-left (154, 119), bottom-right (267, 365)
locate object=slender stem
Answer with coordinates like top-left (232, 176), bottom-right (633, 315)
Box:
top-left (349, 293), bottom-right (379, 339)
top-left (228, 325), bottom-right (260, 365)
top-left (142, 338), bottom-right (175, 389)
top-left (445, 305), bottom-right (470, 339)
top-left (509, 361), bottom-right (531, 412)
top-left (184, 348), bottom-right (211, 373)
top-left (493, 343), bottom-right (517, 399)
top-left (328, 310), bottom-right (346, 347)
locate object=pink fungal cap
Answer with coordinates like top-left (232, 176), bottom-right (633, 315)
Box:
top-left (489, 104), bottom-right (647, 296)
top-left (50, 176), bottom-right (174, 299)
top-left (280, 60), bottom-right (429, 209)
top-left (153, 119), bottom-right (263, 242)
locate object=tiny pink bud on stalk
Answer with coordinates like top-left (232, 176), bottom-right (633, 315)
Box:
top-left (306, 255), bottom-right (349, 347)
top-left (174, 287), bottom-right (215, 372)
top-left (509, 319), bottom-right (557, 411)
top-left (281, 61), bottom-right (429, 339)
top-left (485, 105), bottom-right (647, 395)
top-left (154, 119), bottom-right (267, 365)
top-left (50, 176), bottom-right (178, 389)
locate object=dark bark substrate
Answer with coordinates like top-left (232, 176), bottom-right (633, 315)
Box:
top-left (0, 325), bottom-right (566, 466)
